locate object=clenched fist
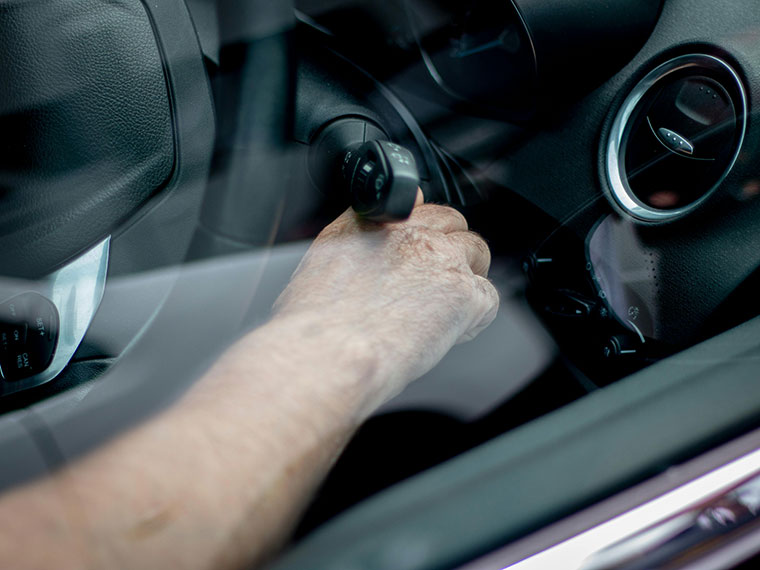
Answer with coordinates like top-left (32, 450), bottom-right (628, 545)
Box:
top-left (274, 191), bottom-right (499, 404)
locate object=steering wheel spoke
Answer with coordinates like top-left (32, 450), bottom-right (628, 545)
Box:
top-left (0, 238), bottom-right (110, 396)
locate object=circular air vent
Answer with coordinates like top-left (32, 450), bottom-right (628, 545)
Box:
top-left (606, 54), bottom-right (747, 222)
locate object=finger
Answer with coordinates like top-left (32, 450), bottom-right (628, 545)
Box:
top-left (414, 187), bottom-right (424, 207)
top-left (406, 203), bottom-right (468, 234)
top-left (330, 206), bottom-right (382, 234)
top-left (448, 231), bottom-right (491, 277)
top-left (330, 188), bottom-right (424, 231)
top-left (457, 276), bottom-right (499, 344)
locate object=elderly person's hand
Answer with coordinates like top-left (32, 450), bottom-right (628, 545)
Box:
top-left (274, 190), bottom-right (499, 405)
top-left (0, 192), bottom-right (500, 570)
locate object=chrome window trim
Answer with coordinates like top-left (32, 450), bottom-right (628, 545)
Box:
top-left (489, 446), bottom-right (760, 570)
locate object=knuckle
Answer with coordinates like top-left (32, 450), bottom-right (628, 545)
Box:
top-left (477, 277), bottom-right (500, 306)
top-left (440, 206), bottom-right (468, 228)
top-left (414, 203), bottom-right (446, 215)
top-left (414, 203), bottom-right (468, 228)
top-left (466, 231), bottom-right (490, 256)
top-left (447, 231), bottom-right (492, 274)
top-left (449, 207), bottom-right (469, 227)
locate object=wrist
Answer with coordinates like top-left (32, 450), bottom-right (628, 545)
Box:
top-left (243, 311), bottom-right (393, 421)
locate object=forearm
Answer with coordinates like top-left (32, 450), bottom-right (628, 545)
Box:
top-left (0, 313), bottom-right (383, 570)
top-left (0, 199), bottom-right (498, 570)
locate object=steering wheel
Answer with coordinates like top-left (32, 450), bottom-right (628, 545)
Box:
top-left (0, 0), bottom-right (300, 485)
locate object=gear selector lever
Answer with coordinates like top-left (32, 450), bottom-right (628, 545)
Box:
top-left (341, 141), bottom-right (420, 223)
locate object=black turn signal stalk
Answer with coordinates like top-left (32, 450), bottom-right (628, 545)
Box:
top-left (341, 141), bottom-right (419, 223)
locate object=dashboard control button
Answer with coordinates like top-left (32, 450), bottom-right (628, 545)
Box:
top-left (602, 334), bottom-right (640, 359)
top-left (522, 254), bottom-right (555, 284)
top-left (656, 127), bottom-right (694, 156)
top-left (543, 289), bottom-right (596, 319)
top-left (0, 293), bottom-right (59, 382)
top-left (3, 322), bottom-right (28, 351)
top-left (0, 295), bottom-right (25, 323)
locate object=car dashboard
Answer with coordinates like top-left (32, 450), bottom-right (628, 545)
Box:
top-left (2, 1), bottom-right (760, 569)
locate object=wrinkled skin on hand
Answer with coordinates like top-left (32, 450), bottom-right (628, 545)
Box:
top-left (274, 193), bottom-right (499, 404)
